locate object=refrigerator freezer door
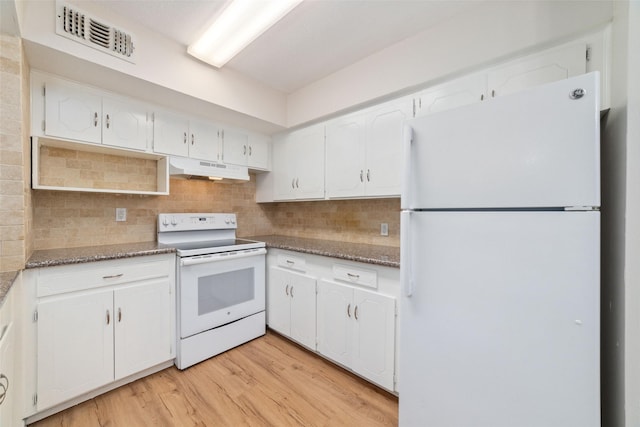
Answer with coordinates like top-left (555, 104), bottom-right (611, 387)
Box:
top-left (399, 211), bottom-right (600, 427)
top-left (402, 72), bottom-right (600, 210)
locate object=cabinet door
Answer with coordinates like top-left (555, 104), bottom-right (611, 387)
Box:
top-left (289, 272), bottom-right (317, 350)
top-left (272, 136), bottom-right (296, 201)
top-left (37, 290), bottom-right (114, 410)
top-left (352, 289), bottom-right (395, 390)
top-left (114, 280), bottom-right (173, 380)
top-left (188, 119), bottom-right (220, 161)
top-left (0, 321), bottom-right (14, 426)
top-left (317, 280), bottom-right (353, 367)
top-left (364, 99), bottom-right (411, 197)
top-left (487, 43), bottom-right (587, 98)
top-left (294, 124), bottom-right (326, 200)
top-left (102, 96), bottom-right (148, 151)
top-left (153, 110), bottom-right (189, 157)
top-left (325, 114), bottom-right (366, 198)
top-left (44, 81), bottom-right (102, 143)
top-left (221, 128), bottom-right (249, 166)
top-left (415, 73), bottom-right (487, 117)
top-left (267, 267), bottom-right (292, 335)
top-left (248, 134), bottom-right (270, 170)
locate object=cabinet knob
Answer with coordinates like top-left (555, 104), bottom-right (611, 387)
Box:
top-left (249, 146), bottom-right (252, 156)
top-left (354, 305), bottom-right (359, 320)
top-left (106, 114), bottom-right (110, 129)
top-left (191, 134), bottom-right (194, 145)
top-left (285, 284), bottom-right (289, 296)
top-left (243, 145), bottom-right (247, 155)
top-left (296, 178), bottom-right (299, 188)
top-left (106, 309), bottom-right (111, 325)
top-left (366, 169), bottom-right (370, 182)
top-left (183, 132), bottom-right (187, 144)
top-left (347, 303), bottom-right (352, 318)
top-left (360, 170), bottom-right (363, 182)
top-left (290, 286), bottom-right (294, 298)
top-left (94, 112), bottom-right (98, 127)
top-left (118, 307), bottom-right (122, 322)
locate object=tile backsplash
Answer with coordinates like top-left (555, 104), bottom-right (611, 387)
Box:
top-left (32, 175), bottom-right (400, 250)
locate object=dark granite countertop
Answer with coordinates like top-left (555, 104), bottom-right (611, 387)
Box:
top-left (246, 235), bottom-right (400, 268)
top-left (25, 242), bottom-right (176, 269)
top-left (0, 271), bottom-right (19, 308)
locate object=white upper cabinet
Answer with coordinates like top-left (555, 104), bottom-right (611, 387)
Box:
top-left (44, 80), bottom-right (103, 144)
top-left (188, 118), bottom-right (220, 161)
top-left (326, 97), bottom-right (411, 199)
top-left (325, 113), bottom-right (366, 198)
top-left (273, 124), bottom-right (325, 201)
top-left (220, 127), bottom-right (249, 166)
top-left (246, 133), bottom-right (270, 171)
top-left (414, 42), bottom-right (588, 118)
top-left (487, 42), bottom-right (587, 98)
top-left (414, 73), bottom-right (487, 117)
top-left (364, 98), bottom-right (412, 197)
top-left (102, 96), bottom-right (149, 151)
top-left (42, 78), bottom-right (150, 152)
top-left (228, 131), bottom-right (271, 171)
top-left (153, 111), bottom-right (221, 161)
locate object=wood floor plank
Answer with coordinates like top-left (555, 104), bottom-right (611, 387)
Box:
top-left (31, 330), bottom-right (398, 426)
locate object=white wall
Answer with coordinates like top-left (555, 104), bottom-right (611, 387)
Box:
top-left (286, 0), bottom-right (614, 127)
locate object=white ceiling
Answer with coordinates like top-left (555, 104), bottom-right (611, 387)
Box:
top-left (89, 0), bottom-right (479, 94)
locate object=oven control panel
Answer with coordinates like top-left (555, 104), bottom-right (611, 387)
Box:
top-left (158, 213), bottom-right (237, 231)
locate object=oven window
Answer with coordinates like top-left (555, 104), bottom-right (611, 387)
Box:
top-left (197, 268), bottom-right (255, 315)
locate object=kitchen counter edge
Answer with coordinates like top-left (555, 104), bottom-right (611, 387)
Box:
top-left (24, 242), bottom-right (176, 269)
top-left (246, 235), bottom-right (400, 268)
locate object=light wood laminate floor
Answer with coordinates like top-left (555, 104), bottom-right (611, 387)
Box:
top-left (31, 330), bottom-right (398, 426)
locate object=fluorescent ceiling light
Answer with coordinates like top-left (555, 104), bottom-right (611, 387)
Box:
top-left (188, 0), bottom-right (303, 68)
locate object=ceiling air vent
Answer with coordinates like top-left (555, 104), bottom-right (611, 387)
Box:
top-left (56, 2), bottom-right (135, 63)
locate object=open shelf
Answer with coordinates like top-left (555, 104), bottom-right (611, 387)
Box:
top-left (31, 137), bottom-right (169, 195)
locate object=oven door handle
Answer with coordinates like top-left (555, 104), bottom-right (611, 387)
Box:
top-left (180, 248), bottom-right (266, 266)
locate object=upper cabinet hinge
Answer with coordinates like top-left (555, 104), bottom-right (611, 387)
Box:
top-left (586, 47), bottom-right (592, 62)
top-left (42, 120), bottom-right (46, 132)
top-left (412, 99), bottom-right (416, 117)
top-left (33, 309), bottom-right (38, 322)
top-left (33, 393), bottom-right (38, 406)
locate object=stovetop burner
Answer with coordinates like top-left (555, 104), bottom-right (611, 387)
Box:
top-left (157, 213), bottom-right (264, 257)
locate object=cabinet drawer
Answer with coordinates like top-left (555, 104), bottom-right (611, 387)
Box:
top-left (277, 254), bottom-right (306, 272)
top-left (333, 264), bottom-right (377, 289)
top-left (37, 256), bottom-right (173, 298)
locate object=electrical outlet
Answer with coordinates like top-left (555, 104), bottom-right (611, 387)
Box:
top-left (116, 208), bottom-right (127, 222)
top-left (380, 223), bottom-right (389, 236)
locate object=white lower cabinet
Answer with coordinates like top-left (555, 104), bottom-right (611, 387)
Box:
top-left (317, 280), bottom-right (396, 391)
top-left (266, 249), bottom-right (399, 392)
top-left (28, 254), bottom-right (175, 415)
top-left (267, 266), bottom-right (316, 350)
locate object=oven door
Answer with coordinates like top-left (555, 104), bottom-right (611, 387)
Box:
top-left (179, 248), bottom-right (266, 338)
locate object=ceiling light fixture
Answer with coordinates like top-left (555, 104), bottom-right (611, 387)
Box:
top-left (188, 0), bottom-right (303, 68)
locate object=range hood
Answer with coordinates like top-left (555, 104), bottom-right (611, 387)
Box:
top-left (168, 156), bottom-right (249, 181)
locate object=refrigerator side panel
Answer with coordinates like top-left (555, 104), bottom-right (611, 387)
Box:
top-left (399, 211), bottom-right (600, 427)
top-left (404, 72), bottom-right (600, 209)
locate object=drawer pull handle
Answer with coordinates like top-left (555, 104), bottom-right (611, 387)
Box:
top-left (347, 303), bottom-right (351, 318)
top-left (103, 273), bottom-right (124, 280)
top-left (106, 310), bottom-right (111, 325)
top-left (0, 373), bottom-right (9, 405)
top-left (347, 272), bottom-right (360, 280)
top-left (354, 305), bottom-right (359, 321)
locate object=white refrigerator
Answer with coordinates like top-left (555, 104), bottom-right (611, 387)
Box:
top-left (399, 72), bottom-right (600, 427)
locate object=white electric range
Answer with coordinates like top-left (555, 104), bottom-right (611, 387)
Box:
top-left (158, 213), bottom-right (266, 369)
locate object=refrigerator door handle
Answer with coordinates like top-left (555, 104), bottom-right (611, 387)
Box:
top-left (401, 210), bottom-right (413, 297)
top-left (401, 125), bottom-right (413, 210)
